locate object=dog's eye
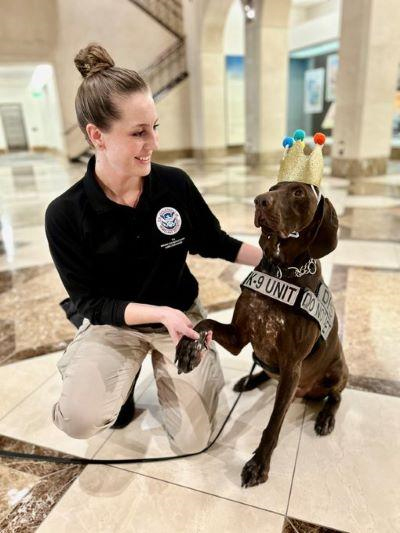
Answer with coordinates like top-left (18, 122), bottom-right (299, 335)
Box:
top-left (293, 189), bottom-right (304, 197)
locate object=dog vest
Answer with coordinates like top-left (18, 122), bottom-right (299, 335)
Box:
top-left (241, 270), bottom-right (334, 340)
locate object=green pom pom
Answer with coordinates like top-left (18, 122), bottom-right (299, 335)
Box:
top-left (293, 129), bottom-right (305, 141)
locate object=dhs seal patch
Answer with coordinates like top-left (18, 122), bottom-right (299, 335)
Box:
top-left (156, 207), bottom-right (182, 235)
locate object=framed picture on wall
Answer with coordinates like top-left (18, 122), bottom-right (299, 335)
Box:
top-left (326, 53), bottom-right (339, 102)
top-left (393, 64), bottom-right (400, 138)
top-left (304, 68), bottom-right (325, 114)
top-left (393, 91), bottom-right (400, 138)
top-left (225, 55), bottom-right (245, 146)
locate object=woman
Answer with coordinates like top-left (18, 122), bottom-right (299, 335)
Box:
top-left (45, 44), bottom-right (262, 453)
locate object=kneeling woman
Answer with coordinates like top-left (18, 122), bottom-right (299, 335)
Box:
top-left (45, 43), bottom-right (262, 453)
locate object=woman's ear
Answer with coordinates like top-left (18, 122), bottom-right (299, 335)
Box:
top-left (86, 123), bottom-right (104, 149)
top-left (308, 197), bottom-right (339, 259)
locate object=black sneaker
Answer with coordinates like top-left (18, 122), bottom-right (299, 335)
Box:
top-left (110, 367), bottom-right (141, 429)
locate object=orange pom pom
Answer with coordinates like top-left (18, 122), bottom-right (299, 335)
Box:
top-left (314, 132), bottom-right (326, 145)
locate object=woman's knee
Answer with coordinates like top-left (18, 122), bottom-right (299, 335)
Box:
top-left (52, 401), bottom-right (113, 440)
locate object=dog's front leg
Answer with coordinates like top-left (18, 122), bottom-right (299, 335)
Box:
top-left (241, 361), bottom-right (302, 488)
top-left (175, 319), bottom-right (247, 374)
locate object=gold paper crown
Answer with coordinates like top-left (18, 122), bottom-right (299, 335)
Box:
top-left (277, 130), bottom-right (326, 188)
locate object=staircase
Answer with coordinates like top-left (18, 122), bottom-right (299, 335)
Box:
top-left (68, 0), bottom-right (187, 162)
top-left (143, 39), bottom-right (188, 101)
top-left (130, 0), bottom-right (184, 38)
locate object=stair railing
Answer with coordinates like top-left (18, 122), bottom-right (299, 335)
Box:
top-left (141, 39), bottom-right (187, 100)
top-left (129, 0), bottom-right (184, 38)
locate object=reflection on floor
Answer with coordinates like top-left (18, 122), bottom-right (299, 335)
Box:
top-left (0, 152), bottom-right (399, 532)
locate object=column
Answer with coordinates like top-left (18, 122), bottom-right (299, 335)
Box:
top-left (244, 0), bottom-right (291, 165)
top-left (332, 0), bottom-right (400, 177)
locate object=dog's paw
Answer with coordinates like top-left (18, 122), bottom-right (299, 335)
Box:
top-left (314, 410), bottom-right (335, 436)
top-left (175, 331), bottom-right (209, 374)
top-left (241, 457), bottom-right (269, 488)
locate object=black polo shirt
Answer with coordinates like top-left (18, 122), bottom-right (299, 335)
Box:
top-left (45, 156), bottom-right (242, 327)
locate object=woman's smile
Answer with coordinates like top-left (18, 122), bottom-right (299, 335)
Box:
top-left (135, 155), bottom-right (151, 160)
top-left (134, 155), bottom-right (151, 165)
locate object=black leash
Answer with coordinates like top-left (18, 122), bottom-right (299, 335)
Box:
top-left (0, 362), bottom-right (257, 465)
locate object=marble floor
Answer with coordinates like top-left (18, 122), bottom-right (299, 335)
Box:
top-left (0, 151), bottom-right (399, 532)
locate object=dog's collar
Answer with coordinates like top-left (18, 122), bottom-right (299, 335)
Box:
top-left (261, 256), bottom-right (317, 279)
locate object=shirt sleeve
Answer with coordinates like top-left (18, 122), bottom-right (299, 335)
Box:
top-left (182, 171), bottom-right (243, 261)
top-left (45, 199), bottom-right (130, 327)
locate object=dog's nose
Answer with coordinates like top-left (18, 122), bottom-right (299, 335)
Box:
top-left (254, 193), bottom-right (272, 208)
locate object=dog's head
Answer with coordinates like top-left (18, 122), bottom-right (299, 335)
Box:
top-left (254, 181), bottom-right (338, 260)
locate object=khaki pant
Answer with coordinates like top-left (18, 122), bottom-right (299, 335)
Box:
top-left (52, 299), bottom-right (225, 453)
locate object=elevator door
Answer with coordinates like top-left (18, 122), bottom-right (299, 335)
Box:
top-left (0, 104), bottom-right (29, 151)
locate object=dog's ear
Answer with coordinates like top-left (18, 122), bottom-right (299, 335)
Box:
top-left (308, 197), bottom-right (338, 259)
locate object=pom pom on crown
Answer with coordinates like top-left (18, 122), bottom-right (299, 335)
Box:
top-left (281, 130), bottom-right (326, 148)
top-left (282, 136), bottom-right (294, 148)
top-left (293, 129), bottom-right (305, 141)
top-left (313, 132), bottom-right (326, 145)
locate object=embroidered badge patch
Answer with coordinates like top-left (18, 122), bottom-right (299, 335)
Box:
top-left (156, 207), bottom-right (182, 235)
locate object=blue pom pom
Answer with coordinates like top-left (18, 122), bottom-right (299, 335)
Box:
top-left (282, 136), bottom-right (294, 148)
top-left (293, 129), bottom-right (305, 141)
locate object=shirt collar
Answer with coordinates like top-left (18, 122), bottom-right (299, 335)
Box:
top-left (83, 155), bottom-right (113, 214)
top-left (83, 155), bottom-right (168, 214)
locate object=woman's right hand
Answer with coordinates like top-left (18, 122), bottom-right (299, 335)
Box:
top-left (158, 306), bottom-right (200, 346)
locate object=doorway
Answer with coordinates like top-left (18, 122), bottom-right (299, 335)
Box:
top-left (0, 103), bottom-right (29, 151)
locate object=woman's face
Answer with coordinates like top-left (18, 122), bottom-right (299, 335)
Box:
top-left (92, 90), bottom-right (159, 178)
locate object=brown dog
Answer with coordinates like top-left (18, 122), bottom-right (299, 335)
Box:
top-left (175, 181), bottom-right (348, 488)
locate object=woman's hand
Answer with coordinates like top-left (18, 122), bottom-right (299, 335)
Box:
top-left (124, 302), bottom-right (209, 347)
top-left (159, 306), bottom-right (200, 346)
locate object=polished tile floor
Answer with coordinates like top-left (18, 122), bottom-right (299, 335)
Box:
top-left (0, 151), bottom-right (399, 532)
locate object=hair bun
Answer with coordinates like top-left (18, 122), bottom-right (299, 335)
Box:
top-left (74, 43), bottom-right (115, 78)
